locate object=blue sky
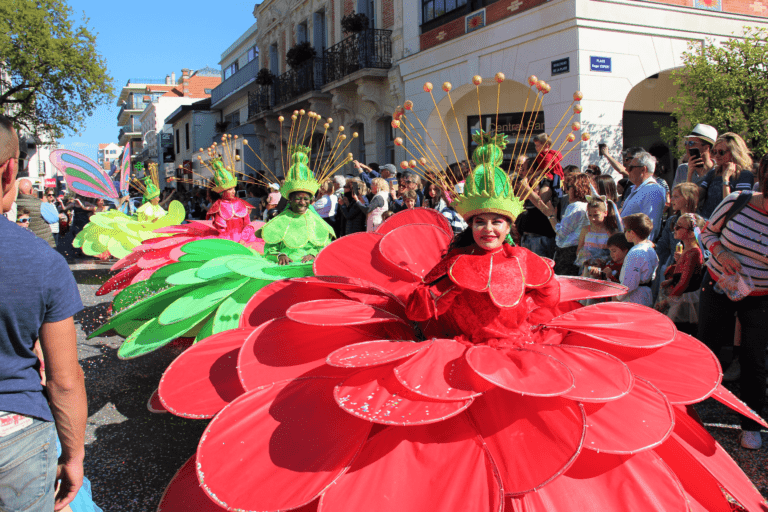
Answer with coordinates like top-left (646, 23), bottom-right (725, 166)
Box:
top-left (58, 0), bottom-right (259, 158)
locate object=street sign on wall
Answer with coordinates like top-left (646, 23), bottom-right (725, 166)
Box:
top-left (590, 56), bottom-right (612, 72)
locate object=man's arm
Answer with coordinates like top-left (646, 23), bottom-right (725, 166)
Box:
top-left (39, 317), bottom-right (86, 511)
top-left (600, 146), bottom-right (628, 178)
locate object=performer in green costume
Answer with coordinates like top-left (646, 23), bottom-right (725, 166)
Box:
top-left (90, 122), bottom-right (350, 360)
top-left (260, 145), bottom-right (335, 265)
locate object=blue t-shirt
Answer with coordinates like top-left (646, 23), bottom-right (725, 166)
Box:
top-left (0, 217), bottom-right (83, 421)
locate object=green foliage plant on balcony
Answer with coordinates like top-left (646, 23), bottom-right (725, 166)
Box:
top-left (256, 68), bottom-right (276, 85)
top-left (286, 42), bottom-right (317, 69)
top-left (341, 11), bottom-right (370, 34)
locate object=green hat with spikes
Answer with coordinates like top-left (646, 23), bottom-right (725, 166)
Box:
top-left (210, 157), bottom-right (238, 193)
top-left (452, 130), bottom-right (524, 221)
top-left (142, 175), bottom-right (160, 201)
top-left (281, 145), bottom-right (320, 199)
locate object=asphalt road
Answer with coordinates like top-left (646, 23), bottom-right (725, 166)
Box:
top-left (69, 259), bottom-right (767, 511)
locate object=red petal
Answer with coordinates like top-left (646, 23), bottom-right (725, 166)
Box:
top-left (378, 224), bottom-right (451, 279)
top-left (582, 377), bottom-right (674, 454)
top-left (239, 280), bottom-right (348, 329)
top-left (621, 332), bottom-right (721, 405)
top-left (111, 249), bottom-right (144, 271)
top-left (375, 207), bottom-right (452, 236)
top-left (466, 346), bottom-right (574, 397)
top-left (394, 339), bottom-right (491, 399)
top-left (197, 379), bottom-right (371, 511)
top-left (314, 232), bottom-right (418, 301)
top-left (158, 328), bottom-right (248, 418)
top-left (96, 265), bottom-right (142, 296)
top-left (319, 414), bottom-right (502, 512)
top-left (655, 406), bottom-right (768, 512)
top-left (327, 340), bottom-right (430, 368)
top-left (549, 302), bottom-right (676, 348)
top-left (238, 317), bottom-right (414, 391)
top-left (146, 388), bottom-right (168, 414)
top-left (468, 388), bottom-right (585, 495)
top-left (488, 254), bottom-right (525, 307)
top-left (286, 299), bottom-right (406, 327)
top-left (531, 345), bottom-right (633, 402)
top-left (506, 449), bottom-right (688, 511)
top-left (449, 254), bottom-right (492, 292)
top-left (556, 276), bottom-right (628, 302)
top-left (157, 456), bottom-right (225, 511)
top-left (137, 245), bottom-right (176, 269)
top-left (334, 365), bottom-right (473, 425)
top-left (710, 384), bottom-right (768, 429)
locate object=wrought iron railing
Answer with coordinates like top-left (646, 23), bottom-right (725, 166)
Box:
top-left (274, 58), bottom-right (324, 106)
top-left (323, 29), bottom-right (392, 84)
top-left (211, 57), bottom-right (260, 105)
top-left (248, 85), bottom-right (274, 118)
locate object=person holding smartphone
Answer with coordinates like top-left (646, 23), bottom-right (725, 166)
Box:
top-left (675, 124), bottom-right (716, 188)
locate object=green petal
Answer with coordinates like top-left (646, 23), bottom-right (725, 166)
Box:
top-left (149, 261), bottom-right (202, 281)
top-left (194, 314), bottom-right (216, 343)
top-left (180, 239), bottom-right (253, 259)
top-left (195, 255), bottom-right (244, 280)
top-left (166, 268), bottom-right (207, 286)
top-left (158, 278), bottom-right (248, 326)
top-left (212, 280), bottom-right (269, 334)
top-left (117, 308), bottom-right (214, 359)
top-left (225, 257), bottom-right (280, 280)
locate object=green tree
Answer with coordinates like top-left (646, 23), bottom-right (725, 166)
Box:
top-left (660, 27), bottom-right (768, 158)
top-left (0, 0), bottom-right (114, 138)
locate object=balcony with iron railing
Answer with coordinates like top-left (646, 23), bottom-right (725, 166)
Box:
top-left (211, 57), bottom-right (260, 106)
top-left (117, 100), bottom-right (148, 123)
top-left (323, 29), bottom-right (392, 85)
top-left (117, 123), bottom-right (142, 144)
top-left (274, 58), bottom-right (324, 107)
top-left (248, 85), bottom-right (274, 119)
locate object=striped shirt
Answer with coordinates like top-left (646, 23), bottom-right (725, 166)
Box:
top-left (701, 192), bottom-right (768, 293)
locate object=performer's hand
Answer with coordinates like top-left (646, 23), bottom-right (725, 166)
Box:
top-left (301, 254), bottom-right (316, 263)
top-left (278, 254), bottom-right (292, 265)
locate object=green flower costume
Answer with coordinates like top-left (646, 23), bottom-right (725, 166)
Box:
top-left (73, 169), bottom-right (186, 259)
top-left (90, 143), bottom-right (335, 359)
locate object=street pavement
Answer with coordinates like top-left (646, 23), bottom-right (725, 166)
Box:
top-left (69, 259), bottom-right (767, 511)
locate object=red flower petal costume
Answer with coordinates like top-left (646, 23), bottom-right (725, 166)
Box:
top-left (154, 209), bottom-right (767, 512)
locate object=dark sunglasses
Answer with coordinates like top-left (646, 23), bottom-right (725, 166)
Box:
top-left (16, 218), bottom-right (30, 223)
top-left (684, 141), bottom-right (697, 147)
top-left (713, 149), bottom-right (729, 156)
top-left (674, 225), bottom-right (690, 231)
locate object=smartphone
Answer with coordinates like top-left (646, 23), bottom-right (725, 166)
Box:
top-left (688, 148), bottom-right (700, 159)
top-left (598, 143), bottom-right (607, 153)
top-left (350, 182), bottom-right (360, 196)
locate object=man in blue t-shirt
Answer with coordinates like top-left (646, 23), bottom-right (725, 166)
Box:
top-left (0, 115), bottom-right (86, 511)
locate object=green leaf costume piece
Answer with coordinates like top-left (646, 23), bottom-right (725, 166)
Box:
top-left (74, 200), bottom-right (186, 259)
top-left (260, 208), bottom-right (335, 262)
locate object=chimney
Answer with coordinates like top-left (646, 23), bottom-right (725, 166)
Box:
top-left (182, 68), bottom-right (190, 96)
top-left (165, 74), bottom-right (170, 85)
top-left (171, 71), bottom-right (176, 84)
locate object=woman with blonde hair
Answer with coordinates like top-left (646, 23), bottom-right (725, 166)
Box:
top-left (363, 177), bottom-right (389, 231)
top-left (698, 132), bottom-right (754, 218)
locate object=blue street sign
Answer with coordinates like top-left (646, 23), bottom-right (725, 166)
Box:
top-left (590, 56), bottom-right (612, 72)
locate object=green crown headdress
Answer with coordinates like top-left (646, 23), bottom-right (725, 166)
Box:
top-left (210, 157), bottom-right (238, 193)
top-left (281, 144), bottom-right (320, 199)
top-left (389, 74), bottom-right (590, 222)
top-left (452, 130), bottom-right (524, 221)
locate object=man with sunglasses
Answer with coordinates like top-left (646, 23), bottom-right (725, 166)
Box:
top-left (0, 115), bottom-right (87, 511)
top-left (15, 178), bottom-right (55, 248)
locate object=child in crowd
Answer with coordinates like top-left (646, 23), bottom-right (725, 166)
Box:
top-left (614, 213), bottom-right (658, 307)
top-left (15, 208), bottom-right (31, 229)
top-left (403, 190), bottom-right (418, 210)
top-left (575, 196), bottom-right (620, 275)
top-left (591, 232), bottom-right (632, 283)
top-left (654, 213), bottom-right (705, 334)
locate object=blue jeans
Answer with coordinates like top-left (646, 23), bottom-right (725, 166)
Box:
top-left (0, 419), bottom-right (57, 511)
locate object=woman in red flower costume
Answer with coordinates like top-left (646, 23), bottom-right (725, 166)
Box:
top-left (152, 124), bottom-right (766, 512)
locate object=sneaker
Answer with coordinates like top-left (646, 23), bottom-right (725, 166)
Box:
top-left (740, 431), bottom-right (762, 450)
top-left (722, 360), bottom-right (741, 382)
